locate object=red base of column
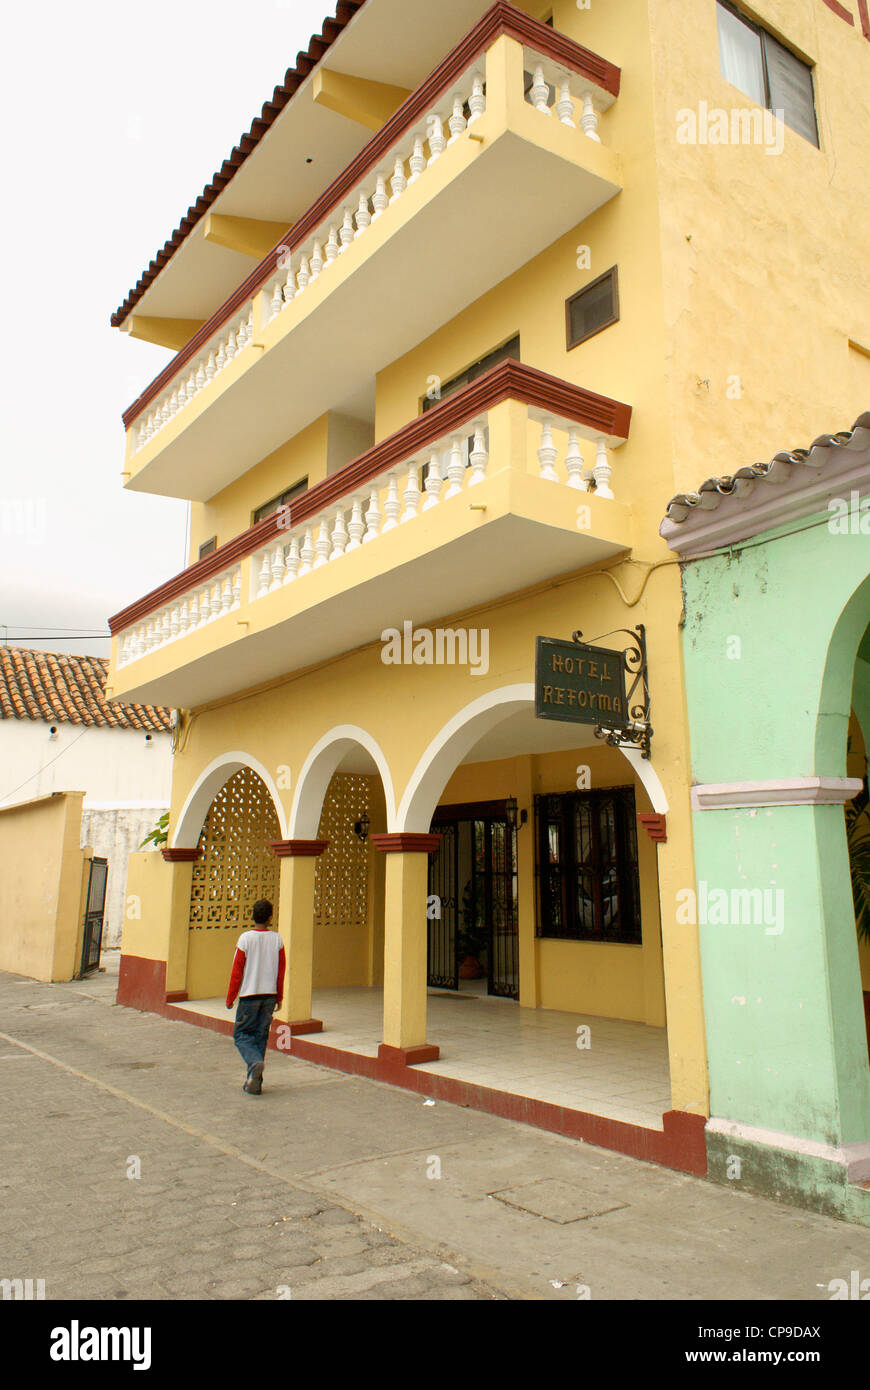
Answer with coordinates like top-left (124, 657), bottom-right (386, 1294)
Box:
top-left (286, 1018), bottom-right (323, 1035)
top-left (378, 1042), bottom-right (440, 1066)
top-left (165, 990), bottom-right (189, 1003)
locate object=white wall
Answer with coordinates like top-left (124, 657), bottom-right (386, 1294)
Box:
top-left (0, 721), bottom-right (173, 951)
top-left (0, 721), bottom-right (172, 806)
top-left (80, 807), bottom-right (167, 948)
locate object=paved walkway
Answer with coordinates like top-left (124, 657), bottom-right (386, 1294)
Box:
top-left (2, 956), bottom-right (869, 1301)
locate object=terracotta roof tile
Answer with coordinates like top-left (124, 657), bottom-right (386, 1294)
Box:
top-left (0, 647), bottom-right (173, 732)
top-left (110, 0), bottom-right (365, 328)
top-left (661, 412), bottom-right (870, 526)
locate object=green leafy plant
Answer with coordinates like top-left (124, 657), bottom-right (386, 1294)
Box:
top-left (846, 780), bottom-right (870, 944)
top-left (139, 812), bottom-right (169, 850)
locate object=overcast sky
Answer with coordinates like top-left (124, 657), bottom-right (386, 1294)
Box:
top-left (0, 0), bottom-right (333, 656)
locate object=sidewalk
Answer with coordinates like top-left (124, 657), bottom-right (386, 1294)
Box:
top-left (1, 957), bottom-right (868, 1301)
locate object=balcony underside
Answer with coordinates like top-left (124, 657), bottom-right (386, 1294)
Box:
top-left (128, 122), bottom-right (621, 501)
top-left (112, 472), bottom-right (630, 708)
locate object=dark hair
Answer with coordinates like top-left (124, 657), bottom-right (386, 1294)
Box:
top-left (252, 899), bottom-right (273, 925)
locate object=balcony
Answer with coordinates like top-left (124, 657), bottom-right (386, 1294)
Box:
top-left (108, 361), bottom-right (633, 709)
top-left (121, 2), bottom-right (622, 502)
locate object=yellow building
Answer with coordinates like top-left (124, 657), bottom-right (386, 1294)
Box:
top-left (107, 0), bottom-right (870, 1175)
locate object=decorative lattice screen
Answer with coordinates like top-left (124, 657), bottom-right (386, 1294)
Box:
top-left (314, 774), bottom-right (370, 929)
top-left (189, 767), bottom-right (280, 928)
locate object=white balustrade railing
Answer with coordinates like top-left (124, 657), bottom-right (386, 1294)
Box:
top-left (248, 410), bottom-right (615, 604)
top-left (257, 66), bottom-right (487, 335)
top-left (117, 562), bottom-right (242, 669)
top-left (117, 406), bottom-right (617, 667)
top-left (528, 410), bottom-right (615, 498)
top-left (129, 43), bottom-right (609, 456)
top-left (131, 308), bottom-right (255, 455)
top-left (523, 47), bottom-right (603, 142)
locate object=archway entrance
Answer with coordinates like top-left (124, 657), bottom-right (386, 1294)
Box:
top-left (186, 766), bottom-right (281, 999)
top-left (847, 619), bottom-right (870, 1061)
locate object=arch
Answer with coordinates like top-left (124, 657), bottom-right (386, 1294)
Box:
top-left (816, 572), bottom-right (870, 777)
top-left (397, 683), bottom-right (670, 832)
top-left (172, 750), bottom-right (287, 848)
top-left (289, 725), bottom-right (396, 838)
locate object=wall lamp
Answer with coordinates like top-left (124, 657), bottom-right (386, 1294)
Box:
top-left (505, 798), bottom-right (528, 830)
top-left (353, 812), bottom-right (370, 842)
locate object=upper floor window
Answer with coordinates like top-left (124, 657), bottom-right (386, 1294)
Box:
top-left (422, 336), bottom-right (520, 413)
top-left (566, 267), bottom-right (619, 350)
top-left (252, 478), bottom-right (308, 525)
top-left (716, 2), bottom-right (819, 147)
top-left (198, 536), bottom-right (217, 560)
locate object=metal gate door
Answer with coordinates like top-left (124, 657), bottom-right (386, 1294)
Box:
top-left (427, 821), bottom-right (459, 989)
top-left (484, 819), bottom-right (519, 999)
top-left (79, 857), bottom-right (108, 978)
top-left (427, 812), bottom-right (518, 999)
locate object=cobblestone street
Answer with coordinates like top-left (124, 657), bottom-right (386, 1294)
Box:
top-left (3, 959), bottom-right (870, 1303)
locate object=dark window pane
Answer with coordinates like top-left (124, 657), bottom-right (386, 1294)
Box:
top-left (198, 536), bottom-right (217, 560)
top-left (422, 336), bottom-right (520, 413)
top-left (567, 270), bottom-right (618, 349)
top-left (253, 477), bottom-right (308, 524)
top-left (762, 32), bottom-right (818, 146)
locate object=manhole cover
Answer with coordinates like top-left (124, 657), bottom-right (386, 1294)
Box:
top-left (489, 1178), bottom-right (629, 1223)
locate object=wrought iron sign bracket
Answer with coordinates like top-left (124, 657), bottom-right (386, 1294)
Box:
top-left (571, 623), bottom-right (653, 759)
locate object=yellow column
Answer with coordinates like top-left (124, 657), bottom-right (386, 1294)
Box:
top-left (161, 849), bottom-right (199, 999)
top-left (270, 841), bottom-right (328, 1034)
top-left (372, 834), bottom-right (441, 1065)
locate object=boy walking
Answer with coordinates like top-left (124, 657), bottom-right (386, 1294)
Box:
top-left (225, 899), bottom-right (285, 1095)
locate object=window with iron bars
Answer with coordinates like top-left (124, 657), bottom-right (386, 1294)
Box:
top-left (535, 788), bottom-right (642, 944)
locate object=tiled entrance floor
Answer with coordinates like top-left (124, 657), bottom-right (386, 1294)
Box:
top-left (176, 986), bottom-right (671, 1130)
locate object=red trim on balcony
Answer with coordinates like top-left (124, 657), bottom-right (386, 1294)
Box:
top-left (108, 360), bottom-right (633, 636)
top-left (161, 847), bottom-right (202, 862)
top-left (121, 2), bottom-right (621, 429)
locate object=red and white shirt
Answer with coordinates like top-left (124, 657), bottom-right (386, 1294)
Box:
top-left (226, 928), bottom-right (285, 1007)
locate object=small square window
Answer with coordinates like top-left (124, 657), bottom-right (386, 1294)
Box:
top-left (566, 268), bottom-right (619, 350)
top-left (198, 536), bottom-right (217, 560)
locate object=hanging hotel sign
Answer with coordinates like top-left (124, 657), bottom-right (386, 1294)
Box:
top-left (535, 626), bottom-right (653, 758)
top-left (535, 636), bottom-right (625, 725)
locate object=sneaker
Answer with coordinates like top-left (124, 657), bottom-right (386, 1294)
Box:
top-left (245, 1061), bottom-right (264, 1095)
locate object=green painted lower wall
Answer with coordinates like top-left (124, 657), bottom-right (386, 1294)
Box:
top-left (692, 802), bottom-right (870, 1146)
top-left (706, 1130), bottom-right (870, 1228)
top-left (680, 506), bottom-right (870, 1215)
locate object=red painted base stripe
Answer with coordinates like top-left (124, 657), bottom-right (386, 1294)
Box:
top-left (116, 954), bottom-right (706, 1176)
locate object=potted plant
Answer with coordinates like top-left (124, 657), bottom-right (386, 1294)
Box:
top-left (458, 877), bottom-right (488, 980)
top-left (139, 811), bottom-right (169, 850)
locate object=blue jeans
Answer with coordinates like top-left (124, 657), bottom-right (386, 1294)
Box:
top-left (233, 994), bottom-right (276, 1069)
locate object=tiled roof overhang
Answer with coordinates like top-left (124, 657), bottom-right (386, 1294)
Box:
top-left (109, 0), bottom-right (365, 329)
top-left (0, 648), bottom-right (173, 731)
top-left (659, 411), bottom-right (870, 558)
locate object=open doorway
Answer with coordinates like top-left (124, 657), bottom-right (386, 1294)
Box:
top-left (428, 801), bottom-right (518, 999)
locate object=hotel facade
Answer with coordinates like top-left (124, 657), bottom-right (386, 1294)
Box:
top-left (107, 0), bottom-right (870, 1201)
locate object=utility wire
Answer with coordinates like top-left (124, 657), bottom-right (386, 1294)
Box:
top-left (0, 726), bottom-right (90, 803)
